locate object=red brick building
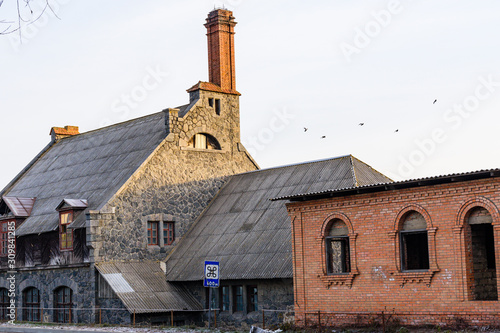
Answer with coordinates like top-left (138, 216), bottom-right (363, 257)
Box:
top-left (274, 170), bottom-right (500, 327)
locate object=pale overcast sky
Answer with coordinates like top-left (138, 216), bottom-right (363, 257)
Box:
top-left (2, 0), bottom-right (500, 190)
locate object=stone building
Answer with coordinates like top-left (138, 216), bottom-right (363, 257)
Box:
top-left (275, 169), bottom-right (500, 327)
top-left (0, 9), bottom-right (258, 324)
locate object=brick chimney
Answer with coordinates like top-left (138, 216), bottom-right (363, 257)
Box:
top-left (205, 9), bottom-right (237, 91)
top-left (50, 126), bottom-right (79, 142)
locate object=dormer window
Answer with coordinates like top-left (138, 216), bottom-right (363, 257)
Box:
top-left (59, 211), bottom-right (73, 251)
top-left (56, 199), bottom-right (88, 252)
top-left (187, 133), bottom-right (221, 150)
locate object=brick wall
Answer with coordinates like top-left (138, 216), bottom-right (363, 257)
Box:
top-left (287, 177), bottom-right (500, 327)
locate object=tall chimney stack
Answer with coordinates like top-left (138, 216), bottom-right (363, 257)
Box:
top-left (205, 9), bottom-right (237, 91)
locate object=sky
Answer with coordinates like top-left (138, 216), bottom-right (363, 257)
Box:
top-left (1, 0), bottom-right (500, 190)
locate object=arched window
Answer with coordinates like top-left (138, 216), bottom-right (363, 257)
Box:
top-left (325, 219), bottom-right (350, 274)
top-left (466, 207), bottom-right (497, 300)
top-left (0, 288), bottom-right (9, 320)
top-left (54, 286), bottom-right (73, 323)
top-left (187, 133), bottom-right (221, 150)
top-left (22, 287), bottom-right (40, 322)
top-left (400, 211), bottom-right (429, 271)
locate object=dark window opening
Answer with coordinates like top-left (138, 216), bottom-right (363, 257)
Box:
top-left (54, 287), bottom-right (73, 323)
top-left (401, 231), bottom-right (429, 271)
top-left (148, 221), bottom-right (159, 246)
top-left (23, 287), bottom-right (41, 322)
top-left (247, 286), bottom-right (258, 312)
top-left (215, 99), bottom-right (221, 115)
top-left (326, 237), bottom-right (350, 274)
top-left (233, 285), bottom-right (243, 312)
top-left (163, 222), bottom-right (175, 246)
top-left (470, 222), bottom-right (497, 300)
top-left (0, 288), bottom-right (9, 320)
top-left (207, 287), bottom-right (219, 310)
top-left (208, 98), bottom-right (214, 107)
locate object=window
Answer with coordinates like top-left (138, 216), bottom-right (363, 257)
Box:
top-left (0, 288), bottom-right (9, 320)
top-left (23, 287), bottom-right (41, 322)
top-left (247, 286), bottom-right (258, 312)
top-left (215, 99), bottom-right (221, 115)
top-left (54, 287), bottom-right (73, 323)
top-left (325, 219), bottom-right (350, 274)
top-left (147, 222), bottom-right (159, 246)
top-left (59, 211), bottom-right (73, 251)
top-left (400, 212), bottom-right (429, 271)
top-left (208, 98), bottom-right (214, 107)
top-left (220, 286), bottom-right (230, 312)
top-left (187, 133), bottom-right (221, 150)
top-left (233, 285), bottom-right (244, 312)
top-left (163, 222), bottom-right (175, 245)
top-left (466, 207), bottom-right (497, 300)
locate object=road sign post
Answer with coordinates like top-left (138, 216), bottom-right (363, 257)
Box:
top-left (204, 261), bottom-right (219, 329)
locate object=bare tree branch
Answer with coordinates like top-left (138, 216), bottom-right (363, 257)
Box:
top-left (0, 0), bottom-right (57, 39)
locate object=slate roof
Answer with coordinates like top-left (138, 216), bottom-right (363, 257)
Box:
top-left (3, 112), bottom-right (170, 236)
top-left (165, 155), bottom-right (391, 281)
top-left (96, 261), bottom-right (202, 313)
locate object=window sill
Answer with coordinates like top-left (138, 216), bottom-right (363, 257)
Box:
top-left (391, 269), bottom-right (439, 287)
top-left (318, 271), bottom-right (358, 288)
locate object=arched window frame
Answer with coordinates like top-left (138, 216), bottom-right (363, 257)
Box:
top-left (22, 287), bottom-right (41, 322)
top-left (54, 286), bottom-right (73, 323)
top-left (318, 213), bottom-right (358, 288)
top-left (187, 133), bottom-right (221, 150)
top-left (454, 197), bottom-right (500, 301)
top-left (389, 205), bottom-right (439, 287)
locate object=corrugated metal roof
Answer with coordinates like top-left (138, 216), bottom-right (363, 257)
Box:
top-left (165, 155), bottom-right (391, 282)
top-left (5, 112), bottom-right (170, 236)
top-left (273, 167), bottom-right (500, 202)
top-left (96, 261), bottom-right (202, 313)
top-left (0, 196), bottom-right (36, 217)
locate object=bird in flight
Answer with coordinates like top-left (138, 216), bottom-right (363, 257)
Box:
top-left (359, 123), bottom-right (364, 126)
top-left (321, 136), bottom-right (326, 139)
top-left (304, 127), bottom-right (308, 132)
top-left (394, 129), bottom-right (399, 133)
top-left (433, 99), bottom-right (437, 104)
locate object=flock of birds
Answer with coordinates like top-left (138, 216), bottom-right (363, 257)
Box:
top-left (305, 99), bottom-right (438, 139)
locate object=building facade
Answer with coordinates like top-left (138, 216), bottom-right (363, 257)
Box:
top-left (278, 170), bottom-right (500, 327)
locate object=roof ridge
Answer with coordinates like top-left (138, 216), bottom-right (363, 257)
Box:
top-left (351, 155), bottom-right (394, 183)
top-left (235, 154), bottom-right (353, 177)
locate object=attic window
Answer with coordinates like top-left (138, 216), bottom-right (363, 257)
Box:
top-left (59, 211), bottom-right (73, 251)
top-left (187, 133), bottom-right (221, 150)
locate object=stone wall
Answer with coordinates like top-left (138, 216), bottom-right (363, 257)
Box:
top-left (0, 266), bottom-right (95, 323)
top-left (91, 90), bottom-right (258, 262)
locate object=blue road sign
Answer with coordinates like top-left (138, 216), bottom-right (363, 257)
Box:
top-left (204, 261), bottom-right (219, 288)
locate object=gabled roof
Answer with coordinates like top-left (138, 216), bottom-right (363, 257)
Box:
top-left (4, 112), bottom-right (169, 236)
top-left (165, 155), bottom-right (391, 281)
top-left (0, 196), bottom-right (36, 218)
top-left (96, 261), bottom-right (202, 313)
top-left (56, 199), bottom-right (88, 211)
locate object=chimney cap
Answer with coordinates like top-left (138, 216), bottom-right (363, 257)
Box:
top-left (50, 125), bottom-right (80, 136)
